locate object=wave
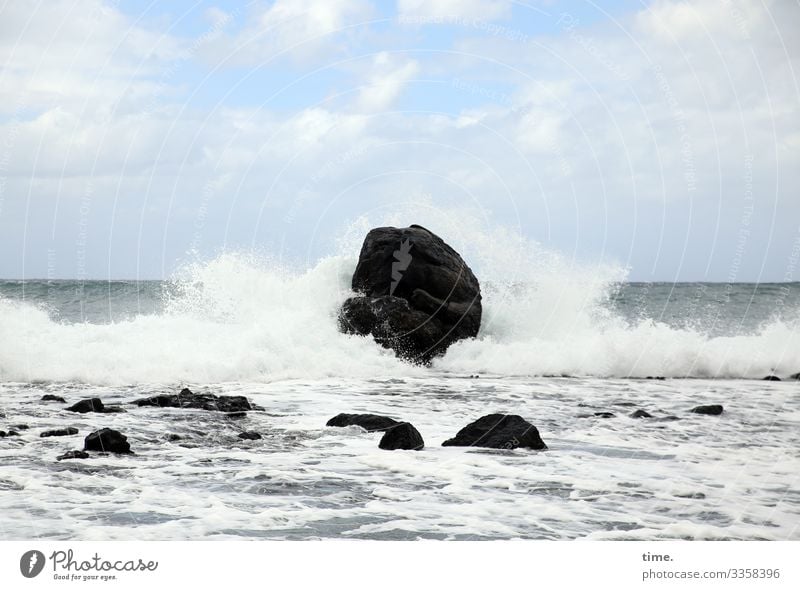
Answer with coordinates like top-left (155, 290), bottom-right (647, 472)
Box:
top-left (1, 215), bottom-right (798, 384)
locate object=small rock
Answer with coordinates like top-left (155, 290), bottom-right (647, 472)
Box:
top-left (6, 430), bottom-right (20, 437)
top-left (40, 427), bottom-right (79, 438)
top-left (762, 375), bottom-right (781, 381)
top-left (442, 414), bottom-right (547, 450)
top-left (675, 491), bottom-right (706, 499)
top-left (594, 412), bottom-right (616, 418)
top-left (379, 422), bottom-right (424, 451)
top-left (690, 404), bottom-right (724, 416)
top-left (12, 424), bottom-right (30, 430)
top-left (65, 398), bottom-right (105, 413)
top-left (57, 450), bottom-right (90, 461)
top-left (84, 428), bottom-right (132, 454)
top-left (225, 412), bottom-right (248, 419)
top-left (630, 409), bottom-right (653, 418)
top-left (238, 431), bottom-right (262, 440)
top-left (164, 433), bottom-right (183, 442)
top-left (326, 413), bottom-right (399, 432)
top-left (41, 394), bottom-right (67, 403)
top-left (0, 431), bottom-right (6, 437)
top-left (134, 388), bottom-right (255, 413)
top-left (646, 376), bottom-right (666, 380)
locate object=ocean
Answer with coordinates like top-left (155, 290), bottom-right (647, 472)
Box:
top-left (1, 251), bottom-right (799, 540)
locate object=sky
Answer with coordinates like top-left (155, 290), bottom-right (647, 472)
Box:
top-left (0, 0), bottom-right (798, 281)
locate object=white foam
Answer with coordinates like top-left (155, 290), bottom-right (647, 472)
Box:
top-left (0, 253), bottom-right (417, 384)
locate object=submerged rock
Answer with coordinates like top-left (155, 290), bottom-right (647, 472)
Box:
top-left (578, 411), bottom-right (616, 419)
top-left (442, 414), bottom-right (547, 450)
top-left (238, 431), bottom-right (262, 440)
top-left (41, 394), bottom-right (67, 403)
top-left (690, 404), bottom-right (724, 416)
top-left (66, 398), bottom-right (105, 413)
top-left (40, 427), bottom-right (79, 438)
top-left (65, 398), bottom-right (123, 414)
top-left (57, 450), bottom-right (90, 461)
top-left (326, 413), bottom-right (399, 432)
top-left (84, 428), bottom-right (132, 454)
top-left (338, 225), bottom-right (482, 363)
top-left (630, 409), bottom-right (653, 419)
top-left (790, 372), bottom-right (800, 380)
top-left (134, 388), bottom-right (255, 413)
top-left (379, 422), bottom-right (424, 451)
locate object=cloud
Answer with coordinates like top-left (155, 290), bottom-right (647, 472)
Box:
top-left (0, 0), bottom-right (183, 114)
top-left (1, 0), bottom-right (797, 281)
top-left (397, 0), bottom-right (512, 21)
top-left (356, 52), bottom-right (420, 111)
top-left (199, 0), bottom-right (374, 66)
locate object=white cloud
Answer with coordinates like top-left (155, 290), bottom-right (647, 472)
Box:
top-left (397, 0), bottom-right (512, 21)
top-left (199, 0), bottom-right (374, 66)
top-left (356, 52), bottom-right (420, 111)
top-left (2, 0), bottom-right (798, 281)
top-left (0, 0), bottom-right (183, 114)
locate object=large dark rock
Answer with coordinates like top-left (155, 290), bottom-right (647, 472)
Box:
top-left (762, 375), bottom-right (781, 381)
top-left (134, 388), bottom-right (255, 413)
top-left (338, 225), bottom-right (482, 363)
top-left (40, 427), bottom-right (79, 438)
top-left (326, 413), bottom-right (399, 432)
top-left (690, 404), bottom-right (724, 415)
top-left (442, 414), bottom-right (547, 450)
top-left (379, 422), bottom-right (424, 451)
top-left (84, 428), bottom-right (132, 454)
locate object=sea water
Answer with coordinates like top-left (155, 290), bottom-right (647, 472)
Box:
top-left (1, 230), bottom-right (798, 540)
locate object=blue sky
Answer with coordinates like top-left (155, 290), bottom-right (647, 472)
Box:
top-left (1, 0), bottom-right (798, 281)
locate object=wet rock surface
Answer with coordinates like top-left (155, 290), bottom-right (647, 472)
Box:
top-left (338, 225), bottom-right (482, 363)
top-left (57, 450), bottom-right (90, 461)
top-left (134, 388), bottom-right (257, 413)
top-left (690, 404), bottom-right (724, 416)
top-left (442, 414), bottom-right (547, 450)
top-left (41, 427), bottom-right (79, 438)
top-left (238, 431), bottom-right (262, 440)
top-left (84, 428), bottom-right (132, 454)
top-left (326, 413), bottom-right (399, 432)
top-left (379, 422), bottom-right (424, 451)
